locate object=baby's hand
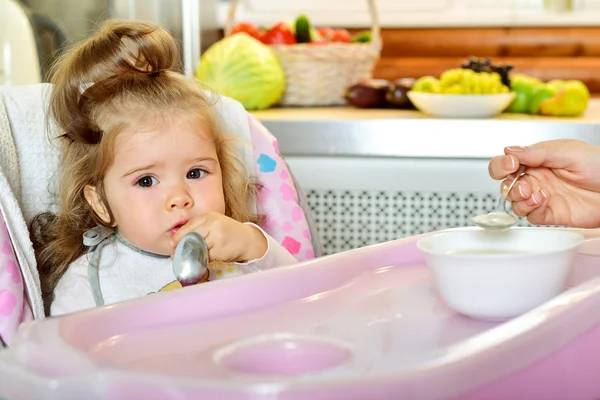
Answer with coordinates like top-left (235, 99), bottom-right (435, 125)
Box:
top-left (170, 212), bottom-right (267, 263)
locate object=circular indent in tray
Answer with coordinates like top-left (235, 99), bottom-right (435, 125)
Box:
top-left (213, 334), bottom-right (352, 377)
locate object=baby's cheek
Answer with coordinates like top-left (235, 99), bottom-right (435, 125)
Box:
top-left (193, 183), bottom-right (226, 214)
top-left (117, 206), bottom-right (160, 241)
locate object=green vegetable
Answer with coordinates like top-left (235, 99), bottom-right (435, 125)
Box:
top-left (195, 33), bottom-right (285, 110)
top-left (352, 31), bottom-right (372, 43)
top-left (295, 15), bottom-right (312, 43)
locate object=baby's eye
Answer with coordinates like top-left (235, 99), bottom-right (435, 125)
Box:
top-left (136, 176), bottom-right (158, 188)
top-left (187, 168), bottom-right (206, 180)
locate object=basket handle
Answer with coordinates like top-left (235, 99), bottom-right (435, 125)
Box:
top-left (225, 0), bottom-right (381, 51)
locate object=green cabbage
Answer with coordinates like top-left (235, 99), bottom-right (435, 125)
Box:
top-left (195, 33), bottom-right (285, 110)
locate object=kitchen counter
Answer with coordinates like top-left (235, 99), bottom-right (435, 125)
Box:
top-left (251, 100), bottom-right (600, 159)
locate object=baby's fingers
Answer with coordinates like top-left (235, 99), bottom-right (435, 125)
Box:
top-left (170, 217), bottom-right (208, 249)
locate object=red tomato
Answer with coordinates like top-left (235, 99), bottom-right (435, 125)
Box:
top-left (262, 22), bottom-right (297, 45)
top-left (331, 29), bottom-right (352, 43)
top-left (317, 27), bottom-right (335, 41)
top-left (255, 29), bottom-right (267, 43)
top-left (230, 22), bottom-right (261, 38)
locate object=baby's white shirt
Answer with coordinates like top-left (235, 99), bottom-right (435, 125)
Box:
top-left (51, 223), bottom-right (297, 316)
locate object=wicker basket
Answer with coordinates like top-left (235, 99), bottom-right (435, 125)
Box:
top-left (225, 0), bottom-right (382, 107)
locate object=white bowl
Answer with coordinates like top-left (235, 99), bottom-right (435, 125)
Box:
top-left (417, 229), bottom-right (584, 321)
top-left (407, 91), bottom-right (516, 118)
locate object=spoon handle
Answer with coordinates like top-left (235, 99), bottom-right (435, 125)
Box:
top-left (496, 165), bottom-right (527, 212)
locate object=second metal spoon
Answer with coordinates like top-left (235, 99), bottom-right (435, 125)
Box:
top-left (471, 165), bottom-right (527, 230)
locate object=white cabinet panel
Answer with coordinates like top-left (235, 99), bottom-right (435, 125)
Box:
top-left (579, 0), bottom-right (600, 9)
top-left (247, 0), bottom-right (451, 12)
top-left (218, 0), bottom-right (600, 27)
top-left (462, 0), bottom-right (514, 8)
top-left (284, 156), bottom-right (533, 255)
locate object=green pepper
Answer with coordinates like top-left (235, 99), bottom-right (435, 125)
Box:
top-left (295, 15), bottom-right (312, 43)
top-left (351, 30), bottom-right (372, 43)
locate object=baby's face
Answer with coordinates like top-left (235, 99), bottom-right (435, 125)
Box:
top-left (101, 115), bottom-right (226, 255)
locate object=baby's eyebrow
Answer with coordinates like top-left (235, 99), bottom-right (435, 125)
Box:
top-left (191, 157), bottom-right (218, 164)
top-left (122, 163), bottom-right (162, 178)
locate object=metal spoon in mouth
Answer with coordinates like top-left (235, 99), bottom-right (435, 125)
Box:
top-left (471, 165), bottom-right (527, 230)
top-left (172, 232), bottom-right (209, 287)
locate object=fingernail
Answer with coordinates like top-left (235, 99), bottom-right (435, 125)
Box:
top-left (502, 156), bottom-right (517, 171)
top-left (531, 190), bottom-right (542, 205)
top-left (518, 183), bottom-right (525, 198)
top-left (540, 189), bottom-right (548, 199)
top-left (506, 146), bottom-right (527, 152)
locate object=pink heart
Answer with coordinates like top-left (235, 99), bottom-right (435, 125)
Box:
top-left (279, 183), bottom-right (295, 202)
top-left (302, 229), bottom-right (310, 239)
top-left (282, 222), bottom-right (293, 232)
top-left (1, 240), bottom-right (11, 255)
top-left (7, 260), bottom-right (21, 284)
top-left (292, 206), bottom-right (303, 222)
top-left (282, 236), bottom-right (301, 255)
top-left (0, 290), bottom-right (17, 316)
top-left (305, 249), bottom-right (315, 259)
top-left (279, 169), bottom-right (289, 180)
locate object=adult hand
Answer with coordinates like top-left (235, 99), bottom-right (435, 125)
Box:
top-left (488, 139), bottom-right (600, 228)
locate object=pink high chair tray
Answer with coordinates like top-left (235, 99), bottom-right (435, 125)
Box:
top-left (2, 228), bottom-right (600, 400)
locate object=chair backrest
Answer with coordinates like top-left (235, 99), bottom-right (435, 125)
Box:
top-left (0, 83), bottom-right (319, 345)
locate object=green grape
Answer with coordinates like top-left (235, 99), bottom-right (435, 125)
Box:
top-left (489, 72), bottom-right (502, 83)
top-left (479, 72), bottom-right (493, 94)
top-left (461, 68), bottom-right (476, 81)
top-left (470, 73), bottom-right (482, 94)
top-left (488, 82), bottom-right (501, 94)
top-left (440, 69), bottom-right (464, 86)
top-left (436, 66), bottom-right (513, 95)
top-left (413, 76), bottom-right (441, 93)
top-left (442, 84), bottom-right (463, 94)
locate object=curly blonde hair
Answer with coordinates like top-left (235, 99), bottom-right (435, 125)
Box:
top-left (30, 19), bottom-right (257, 311)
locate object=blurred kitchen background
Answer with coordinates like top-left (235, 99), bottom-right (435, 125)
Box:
top-left (3, 0), bottom-right (600, 92)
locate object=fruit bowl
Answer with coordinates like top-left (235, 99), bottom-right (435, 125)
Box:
top-left (407, 91), bottom-right (516, 118)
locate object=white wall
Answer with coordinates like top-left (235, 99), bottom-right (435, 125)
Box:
top-left (218, 0), bottom-right (600, 28)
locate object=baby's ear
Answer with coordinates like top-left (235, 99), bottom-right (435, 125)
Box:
top-left (84, 185), bottom-right (112, 225)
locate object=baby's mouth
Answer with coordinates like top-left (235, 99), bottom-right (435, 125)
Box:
top-left (169, 220), bottom-right (188, 235)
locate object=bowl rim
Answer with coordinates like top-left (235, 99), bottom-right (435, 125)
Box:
top-left (407, 90), bottom-right (516, 98)
top-left (416, 229), bottom-right (585, 258)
